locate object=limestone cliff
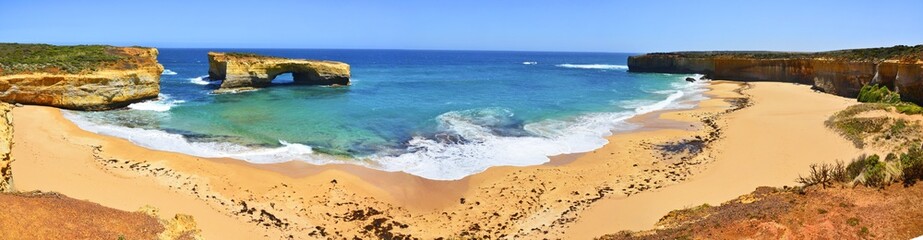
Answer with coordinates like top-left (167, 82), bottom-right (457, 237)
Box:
top-left (627, 45), bottom-right (923, 103)
top-left (0, 44), bottom-right (163, 110)
top-left (207, 52), bottom-right (350, 93)
top-left (0, 103), bottom-right (11, 192)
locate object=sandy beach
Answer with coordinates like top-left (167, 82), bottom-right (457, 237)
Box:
top-left (9, 80), bottom-right (860, 239)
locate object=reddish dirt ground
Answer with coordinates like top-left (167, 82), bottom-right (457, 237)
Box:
top-left (599, 183), bottom-right (923, 240)
top-left (0, 191), bottom-right (165, 239)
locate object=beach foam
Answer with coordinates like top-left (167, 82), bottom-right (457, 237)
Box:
top-left (162, 69), bottom-right (178, 75)
top-left (556, 64), bottom-right (628, 70)
top-left (63, 112), bottom-right (338, 165)
top-left (127, 94), bottom-right (185, 112)
top-left (189, 75), bottom-right (211, 85)
top-left (67, 72), bottom-right (709, 180)
top-left (371, 75), bottom-right (708, 180)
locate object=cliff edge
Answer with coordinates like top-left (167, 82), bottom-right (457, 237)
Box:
top-left (628, 45), bottom-right (923, 104)
top-left (207, 52), bottom-right (350, 93)
top-left (0, 103), bottom-right (11, 192)
top-left (0, 43), bottom-right (163, 110)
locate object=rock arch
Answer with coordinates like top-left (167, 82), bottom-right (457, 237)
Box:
top-left (207, 52), bottom-right (350, 93)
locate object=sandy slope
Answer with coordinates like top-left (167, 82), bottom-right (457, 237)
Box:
top-left (8, 80), bottom-right (858, 239)
top-left (567, 82), bottom-right (860, 238)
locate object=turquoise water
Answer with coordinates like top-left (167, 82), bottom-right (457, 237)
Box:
top-left (66, 49), bottom-right (706, 180)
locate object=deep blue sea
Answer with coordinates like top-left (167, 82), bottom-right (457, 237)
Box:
top-left (65, 49), bottom-right (706, 180)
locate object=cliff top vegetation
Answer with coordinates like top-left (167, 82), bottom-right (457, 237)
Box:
top-left (650, 45), bottom-right (923, 62)
top-left (0, 43), bottom-right (150, 75)
top-left (223, 52), bottom-right (284, 59)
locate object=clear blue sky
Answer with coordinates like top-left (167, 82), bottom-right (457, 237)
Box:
top-left (1, 0), bottom-right (921, 53)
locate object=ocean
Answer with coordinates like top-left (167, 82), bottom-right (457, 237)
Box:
top-left (65, 49), bottom-right (706, 180)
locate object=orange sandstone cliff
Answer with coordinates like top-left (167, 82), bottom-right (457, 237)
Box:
top-left (628, 45), bottom-right (923, 103)
top-left (0, 44), bottom-right (163, 110)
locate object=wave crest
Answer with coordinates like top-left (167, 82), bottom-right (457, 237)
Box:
top-left (189, 75), bottom-right (212, 85)
top-left (162, 69), bottom-right (178, 75)
top-left (63, 112), bottom-right (326, 164)
top-left (127, 94), bottom-right (185, 112)
top-left (556, 64), bottom-right (628, 70)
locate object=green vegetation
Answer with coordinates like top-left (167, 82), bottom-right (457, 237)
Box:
top-left (857, 84), bottom-right (923, 114)
top-left (654, 44), bottom-right (923, 62)
top-left (826, 101), bottom-right (922, 149)
top-left (799, 145), bottom-right (923, 188)
top-left (858, 84), bottom-right (901, 104)
top-left (225, 52), bottom-right (282, 59)
top-left (0, 43), bottom-right (125, 74)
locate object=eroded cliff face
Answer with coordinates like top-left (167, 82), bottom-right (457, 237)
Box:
top-left (628, 54), bottom-right (923, 103)
top-left (0, 103), bottom-right (12, 192)
top-left (207, 52), bottom-right (350, 93)
top-left (0, 47), bottom-right (162, 110)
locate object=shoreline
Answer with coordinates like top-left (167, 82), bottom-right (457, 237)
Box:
top-left (9, 80), bottom-right (858, 238)
top-left (61, 77), bottom-right (709, 181)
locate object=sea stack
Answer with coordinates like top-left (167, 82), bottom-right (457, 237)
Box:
top-left (207, 52), bottom-right (350, 93)
top-left (0, 43), bottom-right (163, 110)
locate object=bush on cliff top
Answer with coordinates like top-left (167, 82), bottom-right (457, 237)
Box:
top-left (224, 52), bottom-right (283, 59)
top-left (0, 43), bottom-right (124, 75)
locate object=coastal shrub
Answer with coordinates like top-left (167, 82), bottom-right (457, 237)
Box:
top-left (862, 157), bottom-right (887, 188)
top-left (0, 43), bottom-right (123, 74)
top-left (856, 84), bottom-right (923, 115)
top-left (901, 147), bottom-right (923, 186)
top-left (858, 84), bottom-right (901, 104)
top-left (895, 103), bottom-right (923, 115)
top-left (846, 154), bottom-right (874, 180)
top-left (797, 161), bottom-right (848, 188)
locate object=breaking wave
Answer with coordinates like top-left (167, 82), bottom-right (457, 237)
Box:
top-left (162, 69), bottom-right (178, 75)
top-left (63, 112), bottom-right (334, 165)
top-left (189, 75), bottom-right (211, 85)
top-left (127, 94), bottom-right (185, 112)
top-left (67, 73), bottom-right (709, 180)
top-left (556, 64), bottom-right (628, 70)
top-left (369, 76), bottom-right (709, 180)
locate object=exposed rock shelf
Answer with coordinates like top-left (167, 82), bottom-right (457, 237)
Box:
top-left (627, 45), bottom-right (923, 104)
top-left (0, 44), bottom-right (163, 110)
top-left (207, 52), bottom-right (350, 93)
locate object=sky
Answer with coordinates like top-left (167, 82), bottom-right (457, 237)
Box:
top-left (1, 0), bottom-right (921, 53)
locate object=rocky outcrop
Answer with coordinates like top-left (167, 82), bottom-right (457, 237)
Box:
top-left (628, 53), bottom-right (923, 103)
top-left (0, 46), bottom-right (162, 110)
top-left (0, 103), bottom-right (10, 192)
top-left (207, 52), bottom-right (350, 93)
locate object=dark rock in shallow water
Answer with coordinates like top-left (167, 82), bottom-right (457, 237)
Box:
top-left (699, 75), bottom-right (709, 80)
top-left (685, 77), bottom-right (696, 82)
